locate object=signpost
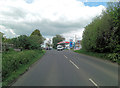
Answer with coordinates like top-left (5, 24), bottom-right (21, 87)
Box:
top-left (69, 39), bottom-right (73, 48)
top-left (74, 40), bottom-right (81, 50)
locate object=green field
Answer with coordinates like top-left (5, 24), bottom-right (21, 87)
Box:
top-left (2, 50), bottom-right (45, 86)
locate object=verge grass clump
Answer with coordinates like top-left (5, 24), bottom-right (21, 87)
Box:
top-left (74, 49), bottom-right (120, 64)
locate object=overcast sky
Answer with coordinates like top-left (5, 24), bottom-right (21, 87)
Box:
top-left (0, 0), bottom-right (108, 41)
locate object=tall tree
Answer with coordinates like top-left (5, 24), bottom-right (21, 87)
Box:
top-left (107, 2), bottom-right (120, 53)
top-left (29, 29), bottom-right (44, 49)
top-left (52, 35), bottom-right (65, 49)
top-left (82, 2), bottom-right (120, 53)
top-left (30, 29), bottom-right (42, 36)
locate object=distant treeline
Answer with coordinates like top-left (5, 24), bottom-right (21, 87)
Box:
top-left (82, 2), bottom-right (120, 61)
top-left (2, 29), bottom-right (45, 51)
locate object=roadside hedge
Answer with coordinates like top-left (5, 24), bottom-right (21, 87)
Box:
top-left (81, 2), bottom-right (120, 63)
top-left (74, 49), bottom-right (120, 64)
top-left (2, 50), bottom-right (44, 81)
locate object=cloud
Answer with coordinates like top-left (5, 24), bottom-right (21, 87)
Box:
top-left (0, 0), bottom-right (106, 39)
top-left (0, 25), bottom-right (19, 38)
top-left (61, 28), bottom-right (85, 41)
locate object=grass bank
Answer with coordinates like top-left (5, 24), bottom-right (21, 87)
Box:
top-left (2, 50), bottom-right (45, 86)
top-left (0, 53), bottom-right (2, 88)
top-left (74, 49), bottom-right (120, 64)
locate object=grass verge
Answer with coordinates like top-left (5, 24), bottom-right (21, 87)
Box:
top-left (74, 49), bottom-right (120, 64)
top-left (0, 53), bottom-right (2, 88)
top-left (2, 50), bottom-right (45, 86)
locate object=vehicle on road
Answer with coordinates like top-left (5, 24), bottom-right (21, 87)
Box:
top-left (57, 45), bottom-right (63, 51)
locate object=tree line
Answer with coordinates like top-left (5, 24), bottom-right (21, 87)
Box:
top-left (2, 29), bottom-right (45, 51)
top-left (82, 2), bottom-right (120, 61)
top-left (2, 29), bottom-right (46, 85)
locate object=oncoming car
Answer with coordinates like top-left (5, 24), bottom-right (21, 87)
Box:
top-left (57, 45), bottom-right (63, 51)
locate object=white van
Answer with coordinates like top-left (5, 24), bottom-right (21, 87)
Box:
top-left (57, 45), bottom-right (63, 51)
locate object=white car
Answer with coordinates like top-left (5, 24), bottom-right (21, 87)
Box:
top-left (57, 45), bottom-right (63, 51)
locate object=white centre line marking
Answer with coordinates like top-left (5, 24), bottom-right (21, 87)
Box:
top-left (89, 78), bottom-right (98, 87)
top-left (69, 60), bottom-right (79, 69)
top-left (64, 55), bottom-right (68, 58)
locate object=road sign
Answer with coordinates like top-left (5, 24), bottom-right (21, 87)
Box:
top-left (69, 39), bottom-right (73, 48)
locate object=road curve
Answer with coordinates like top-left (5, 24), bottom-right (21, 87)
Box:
top-left (13, 50), bottom-right (118, 86)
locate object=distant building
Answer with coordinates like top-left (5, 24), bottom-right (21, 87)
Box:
top-left (74, 40), bottom-right (82, 50)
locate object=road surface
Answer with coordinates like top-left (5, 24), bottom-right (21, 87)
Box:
top-left (13, 50), bottom-right (118, 86)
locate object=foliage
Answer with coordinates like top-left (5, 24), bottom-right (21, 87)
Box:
top-left (29, 29), bottom-right (44, 49)
top-left (2, 29), bottom-right (46, 86)
top-left (2, 50), bottom-right (45, 86)
top-left (107, 2), bottom-right (120, 53)
top-left (0, 32), bottom-right (3, 41)
top-left (74, 49), bottom-right (120, 64)
top-left (0, 32), bottom-right (3, 36)
top-left (30, 29), bottom-right (42, 36)
top-left (3, 29), bottom-right (45, 50)
top-left (0, 32), bottom-right (3, 52)
top-left (82, 2), bottom-right (120, 53)
top-left (74, 49), bottom-right (107, 59)
top-left (108, 53), bottom-right (120, 62)
top-left (2, 50), bottom-right (45, 82)
top-left (10, 35), bottom-right (30, 50)
top-left (29, 35), bottom-right (42, 49)
top-left (81, 2), bottom-right (120, 63)
top-left (52, 35), bottom-right (65, 49)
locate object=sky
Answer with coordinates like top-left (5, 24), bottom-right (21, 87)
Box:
top-left (0, 0), bottom-right (109, 42)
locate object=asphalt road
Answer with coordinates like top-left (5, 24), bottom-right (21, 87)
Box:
top-left (13, 50), bottom-right (118, 86)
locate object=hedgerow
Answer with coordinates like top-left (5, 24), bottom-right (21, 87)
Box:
top-left (81, 2), bottom-right (120, 62)
top-left (2, 50), bottom-right (44, 81)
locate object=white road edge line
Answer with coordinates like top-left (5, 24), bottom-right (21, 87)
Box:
top-left (64, 55), bottom-right (68, 58)
top-left (89, 78), bottom-right (98, 87)
top-left (69, 60), bottom-right (79, 69)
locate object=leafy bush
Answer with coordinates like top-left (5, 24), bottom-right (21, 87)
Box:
top-left (74, 49), bottom-right (107, 60)
top-left (5, 29), bottom-right (45, 50)
top-left (107, 53), bottom-right (120, 62)
top-left (75, 49), bottom-right (120, 64)
top-left (82, 2), bottom-right (120, 54)
top-left (2, 50), bottom-right (44, 80)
